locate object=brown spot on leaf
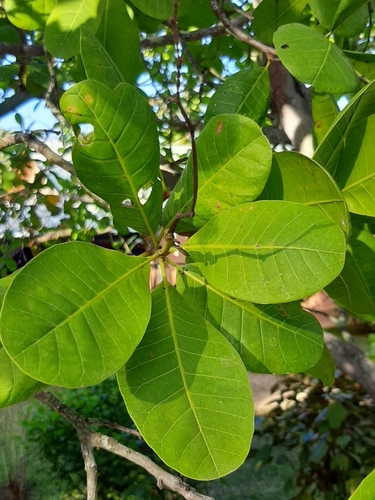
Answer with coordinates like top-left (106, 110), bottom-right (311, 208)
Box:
top-left (216, 121), bottom-right (223, 134)
top-left (84, 93), bottom-right (94, 105)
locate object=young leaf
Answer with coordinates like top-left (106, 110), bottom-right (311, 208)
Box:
top-left (335, 115), bottom-right (375, 216)
top-left (253, 0), bottom-right (307, 45)
top-left (1, 242), bottom-right (151, 388)
top-left (131, 0), bottom-right (190, 21)
top-left (4, 0), bottom-right (56, 30)
top-left (45, 0), bottom-right (104, 59)
top-left (273, 24), bottom-right (359, 94)
top-left (80, 28), bottom-right (123, 89)
top-left (305, 344), bottom-right (335, 387)
top-left (177, 265), bottom-right (324, 374)
top-left (314, 79), bottom-right (375, 175)
top-left (183, 201), bottom-right (346, 304)
top-left (96, 0), bottom-right (141, 84)
top-left (117, 282), bottom-right (254, 480)
top-left (349, 468), bottom-right (375, 500)
top-left (0, 347), bottom-right (46, 409)
top-left (163, 114), bottom-right (272, 232)
top-left (259, 151), bottom-right (350, 237)
top-left (60, 80), bottom-right (162, 237)
top-left (204, 68), bottom-right (271, 126)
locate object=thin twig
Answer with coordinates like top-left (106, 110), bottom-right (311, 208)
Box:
top-left (363, 2), bottom-right (373, 52)
top-left (44, 51), bottom-right (69, 126)
top-left (167, 1), bottom-right (199, 236)
top-left (0, 43), bottom-right (45, 58)
top-left (209, 0), bottom-right (277, 58)
top-left (35, 391), bottom-right (214, 500)
top-left (85, 418), bottom-right (142, 439)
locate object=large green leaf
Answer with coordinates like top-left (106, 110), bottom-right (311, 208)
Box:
top-left (118, 282), bottom-right (253, 480)
top-left (253, 0), bottom-right (307, 46)
top-left (306, 344), bottom-right (335, 386)
top-left (335, 115), bottom-right (375, 216)
top-left (177, 265), bottom-right (324, 374)
top-left (95, 0), bottom-right (141, 84)
top-left (312, 92), bottom-right (339, 147)
top-left (309, 0), bottom-right (369, 34)
top-left (204, 68), bottom-right (270, 126)
top-left (130, 0), bottom-right (190, 20)
top-left (179, 0), bottom-right (216, 28)
top-left (313, 79), bottom-right (375, 175)
top-left (343, 51), bottom-right (375, 81)
top-left (0, 347), bottom-right (46, 409)
top-left (60, 80), bottom-right (162, 236)
top-left (273, 24), bottom-right (359, 94)
top-left (44, 0), bottom-right (104, 59)
top-left (259, 151), bottom-right (350, 237)
top-left (183, 201), bottom-right (346, 304)
top-left (163, 114), bottom-right (272, 232)
top-left (79, 28), bottom-right (123, 90)
top-left (349, 468), bottom-right (375, 500)
top-left (1, 242), bottom-right (151, 388)
top-left (4, 0), bottom-right (56, 30)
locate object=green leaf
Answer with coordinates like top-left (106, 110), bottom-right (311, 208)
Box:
top-left (259, 151), bottom-right (350, 237)
top-left (1, 242), bottom-right (151, 388)
top-left (4, 0), bottom-right (56, 30)
top-left (95, 0), bottom-right (141, 84)
top-left (179, 0), bottom-right (216, 28)
top-left (130, 0), bottom-right (190, 21)
top-left (60, 80), bottom-right (162, 236)
top-left (79, 28), bottom-right (123, 89)
top-left (334, 2), bottom-right (368, 38)
top-left (349, 468), bottom-right (375, 500)
top-left (204, 68), bottom-right (270, 126)
top-left (309, 0), bottom-right (368, 33)
top-left (0, 347), bottom-right (46, 409)
top-left (305, 344), bottom-right (335, 386)
top-left (253, 0), bottom-right (307, 46)
top-left (335, 115), bottom-right (375, 216)
top-left (343, 51), bottom-right (375, 81)
top-left (327, 402), bottom-right (346, 429)
top-left (313, 79), bottom-right (375, 175)
top-left (183, 201), bottom-right (346, 304)
top-left (44, 0), bottom-right (104, 59)
top-left (163, 114), bottom-right (272, 232)
top-left (273, 24), bottom-right (359, 94)
top-left (177, 265), bottom-right (324, 374)
top-left (312, 92), bottom-right (340, 147)
top-left (117, 282), bottom-right (254, 480)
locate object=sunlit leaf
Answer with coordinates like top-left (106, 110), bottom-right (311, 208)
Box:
top-left (259, 151), bottom-right (350, 237)
top-left (45, 0), bottom-right (104, 59)
top-left (274, 24), bottom-right (358, 94)
top-left (163, 114), bottom-right (272, 232)
top-left (177, 265), bottom-right (324, 374)
top-left (183, 201), bottom-right (346, 304)
top-left (4, 0), bottom-right (56, 30)
top-left (117, 282), bottom-right (254, 480)
top-left (60, 80), bottom-right (162, 236)
top-left (205, 68), bottom-right (270, 126)
top-left (96, 0), bottom-right (141, 84)
top-left (335, 115), bottom-right (375, 216)
top-left (343, 51), bottom-right (375, 81)
top-left (1, 242), bottom-right (151, 387)
top-left (253, 0), bottom-right (307, 45)
top-left (349, 468), bottom-right (375, 500)
top-left (313, 79), bottom-right (375, 175)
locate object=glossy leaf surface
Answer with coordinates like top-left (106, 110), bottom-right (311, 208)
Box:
top-left (314, 79), bottom-right (375, 175)
top-left (336, 115), bottom-right (375, 216)
top-left (349, 468), bottom-right (375, 500)
top-left (253, 0), bottom-right (307, 45)
top-left (204, 68), bottom-right (270, 126)
top-left (118, 283), bottom-right (253, 480)
top-left (4, 0), bottom-right (55, 30)
top-left (45, 0), bottom-right (104, 59)
top-left (273, 24), bottom-right (358, 94)
top-left (183, 201), bottom-right (346, 304)
top-left (177, 265), bottom-right (324, 374)
top-left (163, 115), bottom-right (272, 232)
top-left (260, 151), bottom-right (350, 237)
top-left (60, 80), bottom-right (162, 236)
top-left (1, 242), bottom-right (151, 387)
top-left (96, 0), bottom-right (141, 84)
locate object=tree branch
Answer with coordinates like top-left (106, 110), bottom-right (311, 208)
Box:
top-left (0, 43), bottom-right (45, 58)
top-left (209, 0), bottom-right (277, 58)
top-left (34, 391), bottom-right (214, 500)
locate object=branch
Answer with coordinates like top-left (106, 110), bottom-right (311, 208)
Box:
top-left (209, 0), bottom-right (277, 58)
top-left (35, 391), bottom-right (214, 500)
top-left (0, 43), bottom-right (45, 58)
